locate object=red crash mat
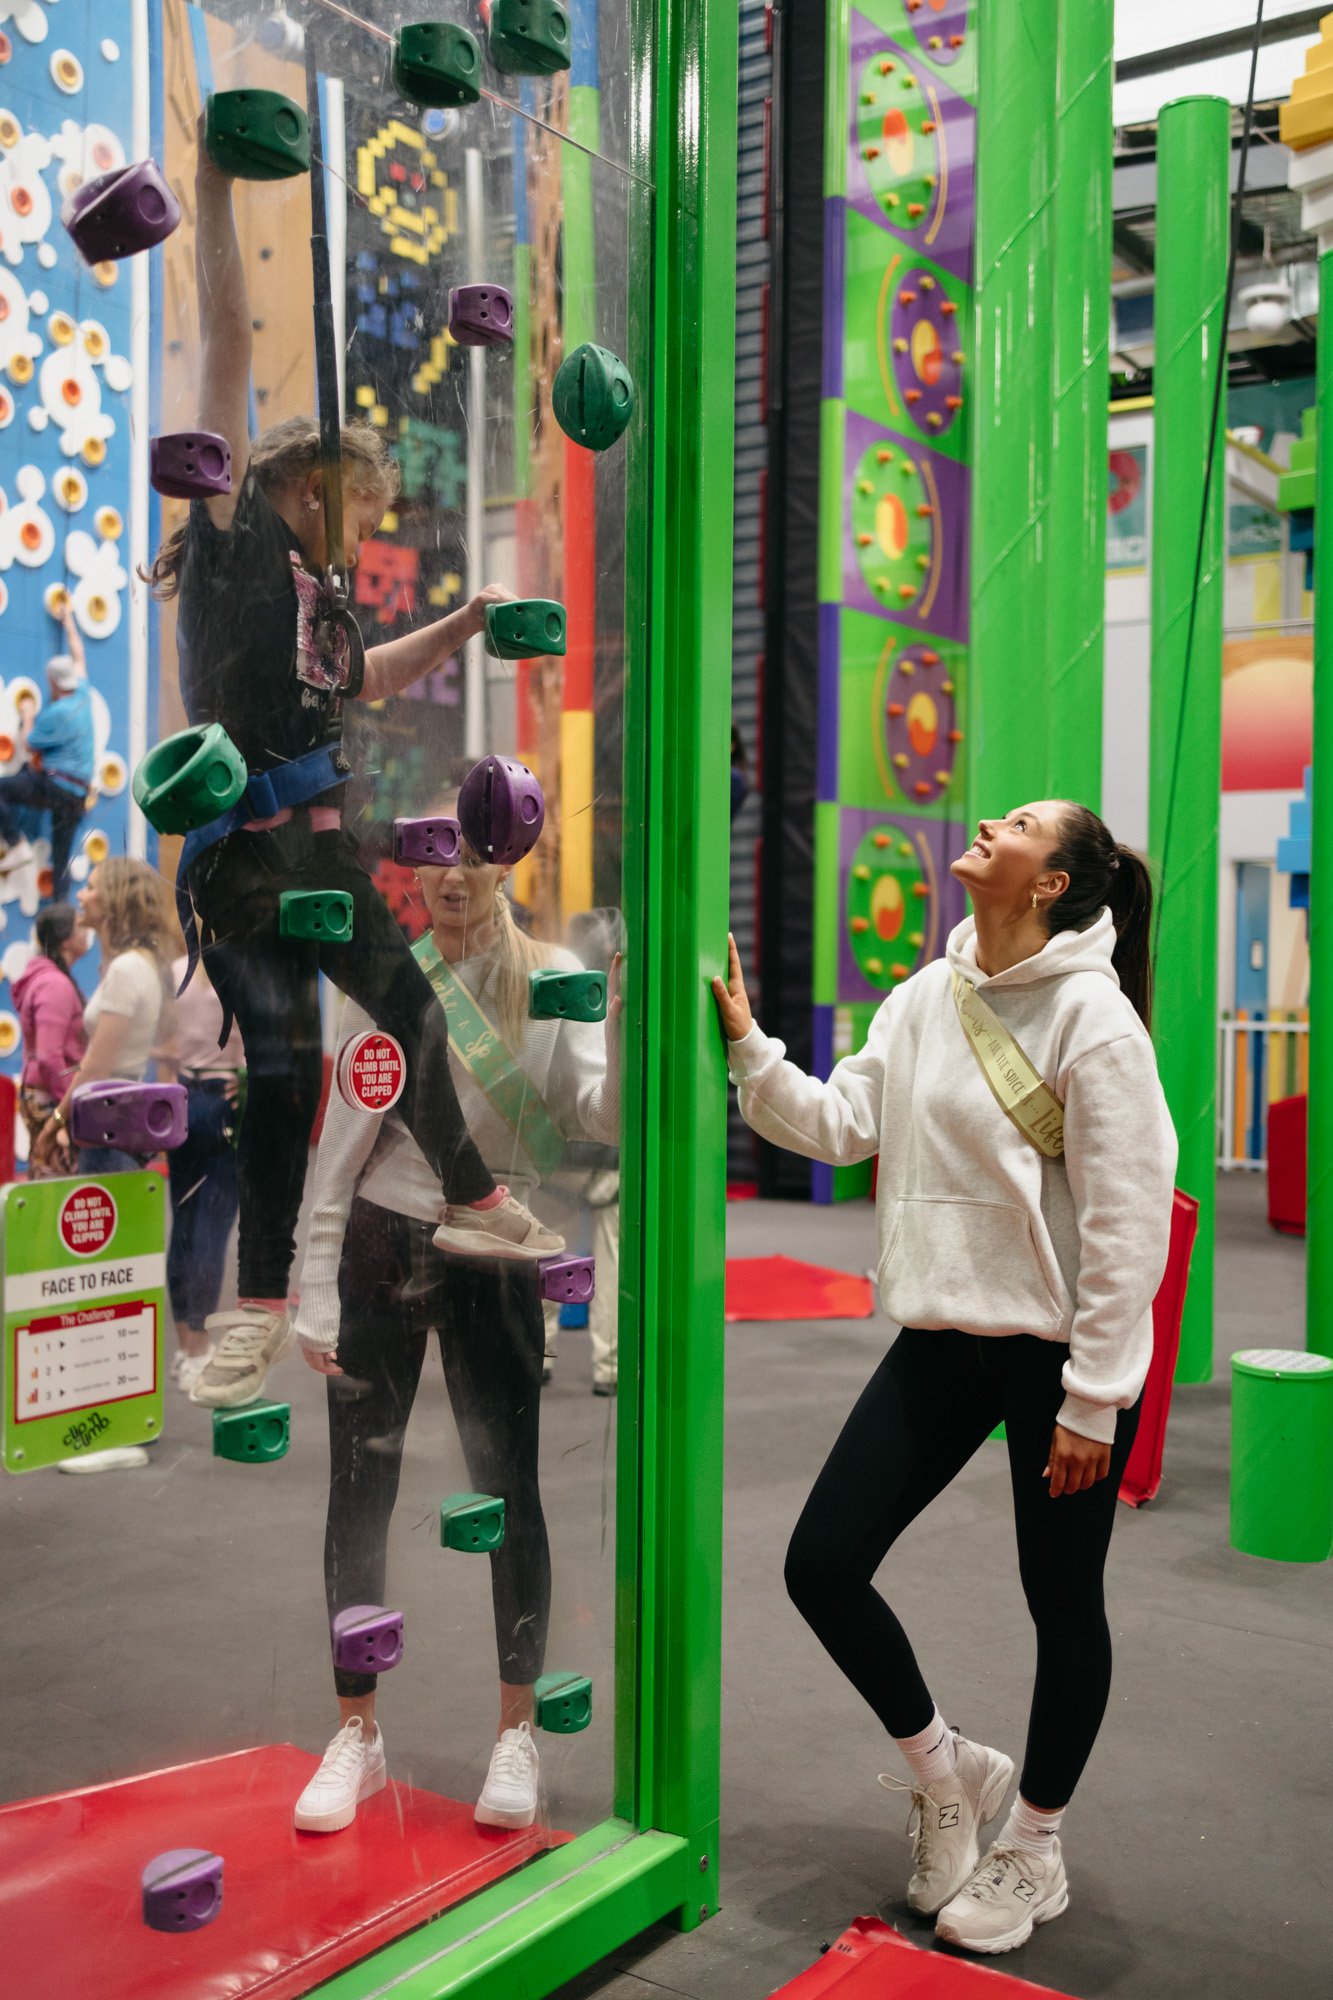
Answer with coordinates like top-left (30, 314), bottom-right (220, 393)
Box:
top-left (0, 1744), bottom-right (561, 2000)
top-left (725, 1254), bottom-right (875, 1322)
top-left (770, 1915), bottom-right (1075, 1997)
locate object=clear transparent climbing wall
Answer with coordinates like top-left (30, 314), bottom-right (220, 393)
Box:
top-left (1, 0), bottom-right (645, 1982)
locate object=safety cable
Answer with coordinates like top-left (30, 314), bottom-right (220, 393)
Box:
top-left (1152, 0), bottom-right (1266, 961)
top-left (304, 40), bottom-right (350, 605)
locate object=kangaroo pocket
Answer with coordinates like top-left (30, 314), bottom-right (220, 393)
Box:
top-left (878, 1196), bottom-right (1068, 1337)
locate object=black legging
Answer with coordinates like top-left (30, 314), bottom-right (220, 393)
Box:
top-left (324, 1198), bottom-right (550, 1697)
top-left (784, 1327), bottom-right (1142, 1810)
top-left (194, 818), bottom-right (493, 1298)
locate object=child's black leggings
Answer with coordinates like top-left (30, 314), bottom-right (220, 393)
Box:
top-left (783, 1327), bottom-right (1141, 1810)
top-left (324, 1198), bottom-right (551, 1697)
top-left (195, 819), bottom-right (494, 1298)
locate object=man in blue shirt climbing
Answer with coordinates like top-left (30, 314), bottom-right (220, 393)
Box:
top-left (0, 608), bottom-right (96, 898)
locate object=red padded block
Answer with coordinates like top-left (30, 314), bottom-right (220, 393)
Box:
top-left (1267, 1093), bottom-right (1307, 1237)
top-left (725, 1254), bottom-right (875, 1323)
top-left (769, 1915), bottom-right (1075, 1997)
top-left (0, 1744), bottom-right (562, 2000)
top-left (1118, 1188), bottom-right (1199, 1509)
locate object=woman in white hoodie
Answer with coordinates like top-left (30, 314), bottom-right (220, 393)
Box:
top-left (292, 822), bottom-right (619, 1841)
top-left (713, 801), bottom-right (1176, 1957)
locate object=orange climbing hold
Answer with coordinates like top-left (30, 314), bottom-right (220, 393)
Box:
top-left (946, 394), bottom-right (963, 408)
top-left (899, 289), bottom-right (917, 305)
top-left (904, 387), bottom-right (922, 403)
top-left (920, 650), bottom-right (939, 665)
top-left (907, 203), bottom-right (925, 218)
top-left (897, 583), bottom-right (916, 601)
top-left (922, 119), bottom-right (937, 134)
top-left (916, 504), bottom-right (933, 519)
top-left (940, 300), bottom-right (957, 315)
top-left (887, 703), bottom-right (905, 718)
top-left (912, 881), bottom-right (930, 898)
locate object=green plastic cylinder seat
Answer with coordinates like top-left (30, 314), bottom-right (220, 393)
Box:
top-left (131, 724), bottom-right (247, 836)
top-left (392, 23), bottom-right (482, 108)
top-left (205, 90), bottom-right (310, 181)
top-left (1230, 1348), bottom-right (1333, 1562)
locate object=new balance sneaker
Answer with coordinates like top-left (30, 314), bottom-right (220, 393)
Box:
top-left (170, 1345), bottom-right (213, 1396)
top-left (935, 1838), bottom-right (1069, 1954)
top-left (433, 1191), bottom-right (565, 1264)
top-left (475, 1721), bottom-right (540, 1829)
top-left (878, 1733), bottom-right (1015, 1916)
top-left (189, 1306), bottom-right (294, 1409)
top-left (294, 1717), bottom-right (387, 1834)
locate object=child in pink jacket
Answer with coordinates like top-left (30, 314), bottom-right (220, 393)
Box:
top-left (14, 903), bottom-right (90, 1171)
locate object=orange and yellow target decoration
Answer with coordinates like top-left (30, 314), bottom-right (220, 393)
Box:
top-left (845, 823), bottom-right (933, 991)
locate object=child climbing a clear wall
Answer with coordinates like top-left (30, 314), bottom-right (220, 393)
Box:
top-left (143, 118), bottom-right (563, 1415)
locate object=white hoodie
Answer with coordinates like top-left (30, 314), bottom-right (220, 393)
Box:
top-left (726, 909), bottom-right (1178, 1444)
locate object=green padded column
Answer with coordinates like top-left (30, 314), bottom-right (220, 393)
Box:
top-left (968, 0), bottom-right (1058, 823)
top-left (1149, 95), bottom-right (1229, 1384)
top-left (1046, 0), bottom-right (1112, 808)
top-left (1230, 1350), bottom-right (1333, 1561)
top-left (1309, 251), bottom-right (1333, 1360)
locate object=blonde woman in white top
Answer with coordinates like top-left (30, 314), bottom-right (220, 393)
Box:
top-left (291, 819), bottom-right (619, 1841)
top-left (33, 858), bottom-right (176, 1176)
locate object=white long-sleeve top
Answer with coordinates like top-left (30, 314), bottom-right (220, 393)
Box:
top-left (296, 943), bottom-right (619, 1351)
top-left (727, 910), bottom-right (1178, 1444)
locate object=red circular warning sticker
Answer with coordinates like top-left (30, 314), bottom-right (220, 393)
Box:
top-left (59, 1183), bottom-right (117, 1258)
top-left (337, 1031), bottom-right (407, 1114)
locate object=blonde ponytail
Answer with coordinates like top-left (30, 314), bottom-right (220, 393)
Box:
top-left (490, 885), bottom-right (551, 1045)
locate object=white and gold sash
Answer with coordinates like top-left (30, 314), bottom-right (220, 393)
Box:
top-left (950, 971), bottom-right (1065, 1160)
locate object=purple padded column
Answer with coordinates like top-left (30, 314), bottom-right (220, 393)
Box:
top-left (456, 755), bottom-right (545, 865)
top-left (141, 1849), bottom-right (223, 1932)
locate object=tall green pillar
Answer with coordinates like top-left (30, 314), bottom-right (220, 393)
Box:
top-left (968, 0), bottom-right (1058, 822)
top-left (1149, 96), bottom-right (1229, 1383)
top-left (1308, 256), bottom-right (1333, 1359)
top-left (1046, 0), bottom-right (1112, 809)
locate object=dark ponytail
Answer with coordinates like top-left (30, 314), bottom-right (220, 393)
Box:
top-left (35, 903), bottom-right (80, 986)
top-left (1043, 804), bottom-right (1155, 1029)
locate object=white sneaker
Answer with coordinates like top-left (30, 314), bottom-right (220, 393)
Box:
top-left (936, 1838), bottom-right (1069, 1953)
top-left (433, 1190), bottom-right (565, 1264)
top-left (0, 837), bottom-right (34, 874)
top-left (170, 1345), bottom-right (214, 1395)
top-left (475, 1721), bottom-right (540, 1829)
top-left (879, 1733), bottom-right (1015, 1916)
top-left (189, 1307), bottom-right (294, 1408)
top-left (294, 1717), bottom-right (387, 1834)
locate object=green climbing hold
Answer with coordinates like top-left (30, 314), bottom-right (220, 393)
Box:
top-left (279, 891), bottom-right (354, 942)
top-left (488, 0), bottom-right (572, 77)
top-left (205, 89), bottom-right (310, 182)
top-left (392, 22), bottom-right (482, 108)
top-left (535, 1672), bottom-right (592, 1734)
top-left (529, 969), bottom-right (607, 1023)
top-left (440, 1491), bottom-right (507, 1553)
top-left (485, 599), bottom-right (567, 661)
top-left (552, 344), bottom-right (636, 453)
top-left (213, 1401), bottom-right (290, 1464)
top-left (132, 723), bottom-right (247, 836)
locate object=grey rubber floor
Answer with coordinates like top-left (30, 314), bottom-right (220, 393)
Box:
top-left (556, 1174), bottom-right (1332, 2000)
top-left (3, 1175), bottom-right (1328, 2000)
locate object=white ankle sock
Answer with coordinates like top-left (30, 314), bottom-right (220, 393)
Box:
top-left (1003, 1795), bottom-right (1063, 1853)
top-left (894, 1706), bottom-right (957, 1788)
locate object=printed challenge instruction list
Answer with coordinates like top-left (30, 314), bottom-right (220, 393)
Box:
top-left (15, 1301), bottom-right (158, 1420)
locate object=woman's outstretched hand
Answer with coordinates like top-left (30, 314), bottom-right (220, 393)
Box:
top-left (1044, 1424), bottom-right (1112, 1498)
top-left (712, 933), bottom-right (754, 1043)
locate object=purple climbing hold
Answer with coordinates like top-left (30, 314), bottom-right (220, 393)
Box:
top-left (141, 1849), bottom-right (223, 1933)
top-left (392, 815), bottom-right (462, 867)
top-left (332, 1604), bottom-right (405, 1675)
top-left (61, 160), bottom-right (181, 264)
top-left (448, 284), bottom-right (515, 348)
top-left (70, 1080), bottom-right (188, 1155)
top-left (538, 1255), bottom-right (596, 1306)
top-left (150, 432), bottom-right (233, 501)
top-left (456, 755), bottom-right (545, 867)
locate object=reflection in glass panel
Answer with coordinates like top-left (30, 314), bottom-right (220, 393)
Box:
top-left (1, 0), bottom-right (644, 1983)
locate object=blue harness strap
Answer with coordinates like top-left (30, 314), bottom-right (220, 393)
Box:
top-left (176, 742), bottom-right (350, 993)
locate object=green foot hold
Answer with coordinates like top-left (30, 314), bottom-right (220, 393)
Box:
top-left (552, 344), bottom-right (636, 452)
top-left (132, 723), bottom-right (247, 836)
top-left (440, 1491), bottom-right (507, 1552)
top-left (393, 23), bottom-right (482, 108)
top-left (535, 1672), bottom-right (592, 1734)
top-left (279, 891), bottom-right (354, 942)
top-left (205, 90), bottom-right (310, 181)
top-left (484, 599), bottom-right (566, 661)
top-left (528, 969), bottom-right (607, 1023)
top-left (488, 0), bottom-right (571, 76)
top-left (213, 1401), bottom-right (290, 1463)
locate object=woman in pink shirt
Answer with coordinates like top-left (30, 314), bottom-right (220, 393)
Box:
top-left (14, 903), bottom-right (90, 1175)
